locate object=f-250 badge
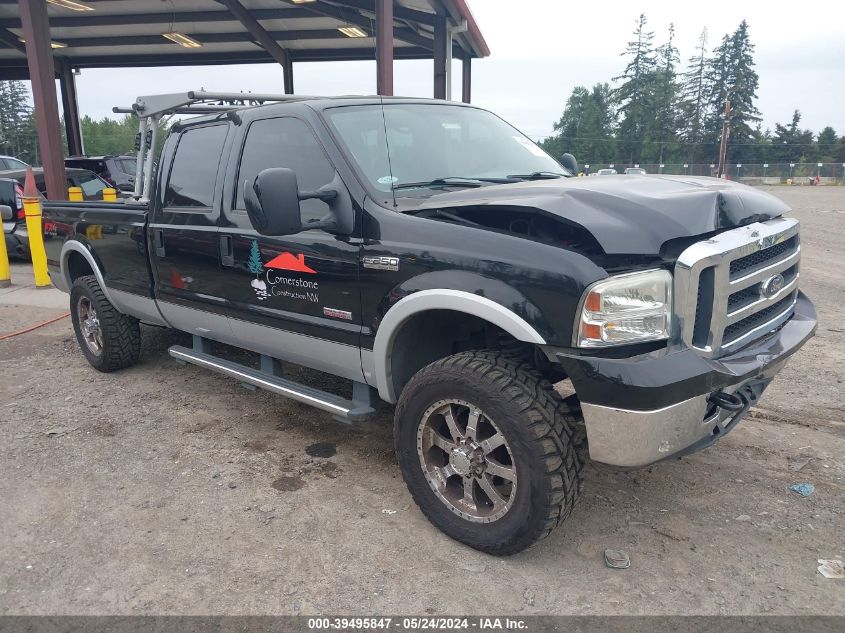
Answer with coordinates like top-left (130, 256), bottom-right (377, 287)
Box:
top-left (249, 240), bottom-right (319, 302)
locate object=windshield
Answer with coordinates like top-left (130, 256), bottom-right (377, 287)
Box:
top-left (324, 103), bottom-right (566, 194)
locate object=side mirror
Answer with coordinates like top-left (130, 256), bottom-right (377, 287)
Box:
top-left (0, 204), bottom-right (13, 221)
top-left (559, 153), bottom-right (578, 175)
top-left (244, 168), bottom-right (354, 237)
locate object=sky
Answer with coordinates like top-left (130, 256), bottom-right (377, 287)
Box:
top-left (69, 0), bottom-right (845, 140)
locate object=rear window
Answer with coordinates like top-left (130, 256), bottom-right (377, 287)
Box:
top-left (165, 125), bottom-right (228, 208)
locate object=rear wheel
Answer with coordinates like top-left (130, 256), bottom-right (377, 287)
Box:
top-left (395, 350), bottom-right (584, 555)
top-left (70, 275), bottom-right (141, 372)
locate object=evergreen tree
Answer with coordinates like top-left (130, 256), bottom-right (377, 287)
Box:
top-left (542, 83), bottom-right (616, 163)
top-left (772, 110), bottom-right (814, 163)
top-left (613, 14), bottom-right (657, 164)
top-left (651, 24), bottom-right (680, 164)
top-left (816, 126), bottom-right (837, 161)
top-left (703, 21), bottom-right (761, 163)
top-left (248, 239), bottom-right (264, 276)
top-left (0, 80), bottom-right (35, 162)
top-left (679, 28), bottom-right (710, 163)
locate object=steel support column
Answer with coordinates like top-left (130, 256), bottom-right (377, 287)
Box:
top-left (18, 0), bottom-right (66, 200)
top-left (375, 0), bottom-right (393, 96)
top-left (433, 13), bottom-right (447, 99)
top-left (461, 53), bottom-right (471, 103)
top-left (58, 62), bottom-right (83, 156)
top-left (283, 56), bottom-right (294, 94)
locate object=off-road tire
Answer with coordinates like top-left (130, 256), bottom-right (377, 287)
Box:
top-left (394, 350), bottom-right (585, 555)
top-left (70, 275), bottom-right (141, 372)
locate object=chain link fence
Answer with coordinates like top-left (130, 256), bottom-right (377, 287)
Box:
top-left (580, 162), bottom-right (845, 184)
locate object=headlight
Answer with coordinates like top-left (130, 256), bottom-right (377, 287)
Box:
top-left (576, 269), bottom-right (672, 347)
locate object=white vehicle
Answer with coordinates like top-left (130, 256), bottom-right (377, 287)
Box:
top-left (0, 155), bottom-right (29, 171)
top-left (596, 168), bottom-right (617, 175)
top-left (625, 167), bottom-right (648, 175)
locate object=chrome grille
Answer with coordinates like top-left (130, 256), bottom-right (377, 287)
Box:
top-left (674, 218), bottom-right (800, 357)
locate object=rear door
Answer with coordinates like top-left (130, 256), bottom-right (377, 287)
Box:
top-left (216, 115), bottom-right (364, 380)
top-left (150, 122), bottom-right (234, 340)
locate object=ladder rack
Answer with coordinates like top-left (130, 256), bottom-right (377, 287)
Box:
top-left (114, 91), bottom-right (311, 201)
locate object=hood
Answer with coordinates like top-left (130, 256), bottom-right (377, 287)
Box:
top-left (410, 175), bottom-right (790, 255)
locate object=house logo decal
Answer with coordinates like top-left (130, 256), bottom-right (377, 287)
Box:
top-left (248, 239), bottom-right (319, 303)
top-left (265, 252), bottom-right (317, 274)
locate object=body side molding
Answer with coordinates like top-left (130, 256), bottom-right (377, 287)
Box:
top-left (372, 289), bottom-right (547, 403)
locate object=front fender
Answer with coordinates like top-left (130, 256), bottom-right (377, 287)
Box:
top-left (370, 272), bottom-right (549, 402)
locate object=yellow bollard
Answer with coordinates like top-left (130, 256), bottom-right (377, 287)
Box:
top-left (68, 186), bottom-right (83, 202)
top-left (102, 187), bottom-right (117, 202)
top-left (0, 211), bottom-right (10, 288)
top-left (22, 168), bottom-right (51, 288)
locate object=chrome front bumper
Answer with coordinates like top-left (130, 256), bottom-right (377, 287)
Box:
top-left (581, 371), bottom-right (776, 468)
top-left (554, 292), bottom-right (816, 468)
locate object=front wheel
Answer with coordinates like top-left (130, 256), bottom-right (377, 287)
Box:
top-left (70, 275), bottom-right (141, 372)
top-left (394, 351), bottom-right (584, 555)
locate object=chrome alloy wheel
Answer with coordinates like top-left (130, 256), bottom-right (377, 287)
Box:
top-left (77, 296), bottom-right (103, 355)
top-left (417, 399), bottom-right (517, 523)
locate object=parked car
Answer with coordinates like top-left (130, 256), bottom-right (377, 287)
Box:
top-left (596, 168), bottom-right (617, 175)
top-left (624, 167), bottom-right (648, 175)
top-left (0, 168), bottom-right (112, 258)
top-left (44, 93), bottom-right (815, 555)
top-left (0, 176), bottom-right (27, 258)
top-left (65, 155), bottom-right (137, 192)
top-left (0, 154), bottom-right (29, 170)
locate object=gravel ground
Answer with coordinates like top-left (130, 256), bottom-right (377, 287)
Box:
top-left (0, 187), bottom-right (843, 615)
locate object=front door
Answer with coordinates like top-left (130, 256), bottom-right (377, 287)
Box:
top-left (218, 116), bottom-right (363, 381)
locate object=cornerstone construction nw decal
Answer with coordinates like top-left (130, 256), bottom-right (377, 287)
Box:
top-left (249, 239), bottom-right (319, 303)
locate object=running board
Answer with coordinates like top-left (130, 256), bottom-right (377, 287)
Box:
top-left (168, 345), bottom-right (376, 422)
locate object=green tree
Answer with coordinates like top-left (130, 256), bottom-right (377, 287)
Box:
top-left (541, 83), bottom-right (616, 164)
top-left (816, 126), bottom-right (837, 161)
top-left (772, 110), bottom-right (815, 163)
top-left (613, 14), bottom-right (657, 164)
top-left (651, 24), bottom-right (680, 164)
top-left (703, 21), bottom-right (761, 163)
top-left (0, 80), bottom-right (37, 163)
top-left (679, 28), bottom-right (710, 163)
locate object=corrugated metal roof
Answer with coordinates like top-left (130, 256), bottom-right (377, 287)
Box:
top-left (0, 0), bottom-right (488, 77)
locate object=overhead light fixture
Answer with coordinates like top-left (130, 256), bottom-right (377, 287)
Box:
top-left (290, 1), bottom-right (317, 4)
top-left (46, 0), bottom-right (95, 11)
top-left (18, 37), bottom-right (67, 49)
top-left (162, 32), bottom-right (202, 49)
top-left (338, 26), bottom-right (367, 38)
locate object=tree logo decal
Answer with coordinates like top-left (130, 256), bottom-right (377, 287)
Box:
top-left (248, 239), bottom-right (269, 300)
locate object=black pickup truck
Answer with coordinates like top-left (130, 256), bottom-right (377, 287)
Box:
top-left (43, 93), bottom-right (816, 555)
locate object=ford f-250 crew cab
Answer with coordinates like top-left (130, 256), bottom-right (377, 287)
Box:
top-left (43, 91), bottom-right (816, 555)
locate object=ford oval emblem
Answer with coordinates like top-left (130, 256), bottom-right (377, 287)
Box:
top-left (761, 273), bottom-right (785, 298)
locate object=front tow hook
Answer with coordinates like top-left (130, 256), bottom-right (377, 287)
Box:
top-left (707, 390), bottom-right (745, 412)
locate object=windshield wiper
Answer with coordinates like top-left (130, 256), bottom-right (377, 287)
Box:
top-left (506, 171), bottom-right (565, 180)
top-left (392, 177), bottom-right (495, 191)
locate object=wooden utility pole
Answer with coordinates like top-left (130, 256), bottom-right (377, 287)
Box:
top-left (717, 99), bottom-right (731, 178)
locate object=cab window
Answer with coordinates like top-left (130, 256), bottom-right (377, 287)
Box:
top-left (165, 124), bottom-right (228, 209)
top-left (235, 117), bottom-right (334, 224)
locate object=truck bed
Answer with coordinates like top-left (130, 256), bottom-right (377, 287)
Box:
top-left (43, 200), bottom-right (152, 298)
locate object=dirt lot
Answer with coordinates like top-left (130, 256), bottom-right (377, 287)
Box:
top-left (0, 187), bottom-right (843, 616)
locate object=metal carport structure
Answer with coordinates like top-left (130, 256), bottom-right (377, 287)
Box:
top-left (0, 0), bottom-right (489, 199)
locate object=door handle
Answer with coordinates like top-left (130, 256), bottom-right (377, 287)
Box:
top-left (220, 234), bottom-right (234, 267)
top-left (153, 228), bottom-right (165, 257)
